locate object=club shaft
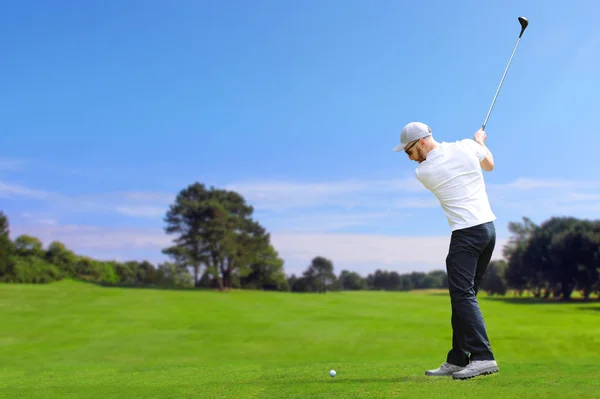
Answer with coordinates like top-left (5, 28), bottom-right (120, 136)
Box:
top-left (481, 36), bottom-right (522, 130)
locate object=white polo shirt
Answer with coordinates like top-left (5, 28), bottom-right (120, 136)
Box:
top-left (415, 138), bottom-right (496, 231)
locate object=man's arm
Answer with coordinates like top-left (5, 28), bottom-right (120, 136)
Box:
top-left (473, 128), bottom-right (494, 171)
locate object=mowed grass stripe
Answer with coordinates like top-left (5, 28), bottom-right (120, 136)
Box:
top-left (1, 280), bottom-right (599, 398)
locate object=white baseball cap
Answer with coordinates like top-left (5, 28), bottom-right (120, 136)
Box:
top-left (392, 122), bottom-right (432, 152)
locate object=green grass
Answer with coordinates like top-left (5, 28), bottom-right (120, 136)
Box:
top-left (1, 280), bottom-right (599, 398)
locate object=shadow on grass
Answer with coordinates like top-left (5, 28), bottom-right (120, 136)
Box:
top-left (421, 289), bottom-right (600, 305)
top-left (482, 295), bottom-right (600, 305)
top-left (334, 376), bottom-right (425, 384)
top-left (72, 278), bottom-right (301, 294)
top-left (577, 306), bottom-right (600, 312)
top-left (72, 278), bottom-right (223, 292)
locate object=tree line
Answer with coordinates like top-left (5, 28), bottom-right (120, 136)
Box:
top-left (1, 182), bottom-right (599, 300)
top-left (500, 216), bottom-right (600, 300)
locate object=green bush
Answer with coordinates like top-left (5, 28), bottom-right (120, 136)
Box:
top-left (9, 256), bottom-right (64, 283)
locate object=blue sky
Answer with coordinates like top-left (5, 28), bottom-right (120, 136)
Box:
top-left (2, 0), bottom-right (600, 276)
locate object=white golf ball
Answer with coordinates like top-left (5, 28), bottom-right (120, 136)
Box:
top-left (329, 369), bottom-right (336, 378)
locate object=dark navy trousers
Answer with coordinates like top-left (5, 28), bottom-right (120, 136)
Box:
top-left (445, 221), bottom-right (496, 367)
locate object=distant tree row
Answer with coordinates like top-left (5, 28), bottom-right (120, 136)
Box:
top-left (501, 216), bottom-right (600, 300)
top-left (286, 256), bottom-right (449, 293)
top-left (1, 181), bottom-right (599, 300)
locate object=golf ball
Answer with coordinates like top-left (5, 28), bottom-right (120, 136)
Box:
top-left (329, 369), bottom-right (336, 378)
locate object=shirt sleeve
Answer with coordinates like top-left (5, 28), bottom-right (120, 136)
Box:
top-left (461, 139), bottom-right (487, 162)
top-left (415, 167), bottom-right (428, 189)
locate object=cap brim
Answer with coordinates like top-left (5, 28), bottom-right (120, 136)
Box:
top-left (392, 143), bottom-right (407, 152)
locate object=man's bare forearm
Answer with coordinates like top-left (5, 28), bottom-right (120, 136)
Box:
top-left (474, 129), bottom-right (494, 171)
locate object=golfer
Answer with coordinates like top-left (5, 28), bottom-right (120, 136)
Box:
top-left (393, 122), bottom-right (499, 380)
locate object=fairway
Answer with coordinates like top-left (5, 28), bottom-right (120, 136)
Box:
top-left (1, 280), bottom-right (599, 398)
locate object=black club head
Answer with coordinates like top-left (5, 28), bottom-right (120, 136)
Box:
top-left (518, 16), bottom-right (528, 37)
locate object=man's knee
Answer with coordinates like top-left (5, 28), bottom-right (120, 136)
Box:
top-left (446, 253), bottom-right (477, 297)
top-left (449, 283), bottom-right (476, 300)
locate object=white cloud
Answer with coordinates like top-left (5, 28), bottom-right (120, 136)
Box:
top-left (260, 210), bottom-right (403, 232)
top-left (272, 233), bottom-right (451, 266)
top-left (0, 181), bottom-right (49, 199)
top-left (0, 181), bottom-right (173, 219)
top-left (564, 192), bottom-right (600, 201)
top-left (114, 206), bottom-right (166, 217)
top-left (225, 177), bottom-right (426, 211)
top-left (20, 212), bottom-right (58, 226)
top-left (271, 232), bottom-right (508, 275)
top-left (122, 191), bottom-right (175, 203)
top-left (11, 224), bottom-right (173, 251)
top-left (484, 179), bottom-right (600, 220)
top-left (228, 176), bottom-right (600, 234)
top-left (4, 176), bottom-right (600, 238)
top-left (488, 178), bottom-right (599, 191)
top-left (228, 177), bottom-right (600, 214)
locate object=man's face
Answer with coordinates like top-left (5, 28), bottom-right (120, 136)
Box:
top-left (404, 139), bottom-right (427, 163)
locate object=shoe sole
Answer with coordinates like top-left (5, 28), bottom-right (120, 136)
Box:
top-left (452, 367), bottom-right (499, 380)
top-left (425, 371), bottom-right (463, 376)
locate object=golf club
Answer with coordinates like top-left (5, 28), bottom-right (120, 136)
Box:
top-left (481, 16), bottom-right (528, 130)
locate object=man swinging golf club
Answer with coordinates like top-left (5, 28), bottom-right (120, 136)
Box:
top-left (391, 16), bottom-right (528, 380)
top-left (393, 122), bottom-right (499, 380)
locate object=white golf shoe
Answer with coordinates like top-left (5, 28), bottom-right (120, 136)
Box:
top-left (425, 362), bottom-right (466, 376)
top-left (451, 360), bottom-right (499, 380)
